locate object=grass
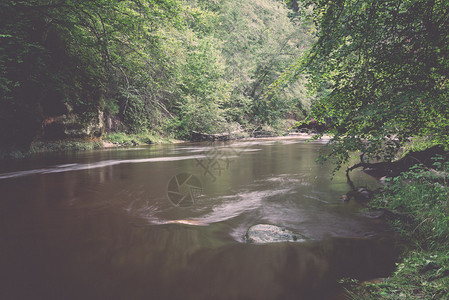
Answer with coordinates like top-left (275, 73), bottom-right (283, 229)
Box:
top-left (346, 157), bottom-right (449, 299)
top-left (402, 137), bottom-right (447, 157)
top-left (0, 139), bottom-right (104, 159)
top-left (0, 131), bottom-right (179, 159)
top-left (346, 251), bottom-right (449, 299)
top-left (30, 140), bottom-right (104, 153)
top-left (102, 131), bottom-right (178, 145)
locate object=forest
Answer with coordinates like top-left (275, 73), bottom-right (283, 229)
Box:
top-left (0, 0), bottom-right (315, 151)
top-left (1, 0), bottom-right (449, 298)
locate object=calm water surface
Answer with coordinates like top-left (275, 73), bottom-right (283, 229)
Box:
top-left (0, 139), bottom-right (400, 300)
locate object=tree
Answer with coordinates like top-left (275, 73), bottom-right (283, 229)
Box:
top-left (216, 0), bottom-right (314, 128)
top-left (0, 0), bottom-right (180, 148)
top-left (300, 0), bottom-right (449, 168)
top-left (162, 27), bottom-right (231, 138)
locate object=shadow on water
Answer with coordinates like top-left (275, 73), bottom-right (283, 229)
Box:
top-left (0, 139), bottom-right (402, 300)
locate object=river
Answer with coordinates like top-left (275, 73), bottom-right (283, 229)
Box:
top-left (0, 138), bottom-right (400, 300)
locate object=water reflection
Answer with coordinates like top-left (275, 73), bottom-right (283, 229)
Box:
top-left (0, 139), bottom-right (400, 300)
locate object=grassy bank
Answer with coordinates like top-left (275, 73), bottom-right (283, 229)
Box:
top-left (0, 132), bottom-right (181, 160)
top-left (346, 158), bottom-right (449, 299)
top-left (102, 132), bottom-right (180, 146)
top-left (0, 139), bottom-right (105, 159)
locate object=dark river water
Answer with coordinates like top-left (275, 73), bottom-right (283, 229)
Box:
top-left (0, 138), bottom-right (401, 300)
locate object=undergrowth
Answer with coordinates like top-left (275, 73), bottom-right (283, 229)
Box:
top-left (0, 140), bottom-right (104, 159)
top-left (346, 156), bottom-right (449, 299)
top-left (103, 131), bottom-right (175, 145)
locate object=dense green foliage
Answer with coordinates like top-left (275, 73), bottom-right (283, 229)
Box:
top-left (103, 131), bottom-right (172, 145)
top-left (0, 0), bottom-right (181, 147)
top-left (347, 159), bottom-right (449, 299)
top-left (376, 160), bottom-right (449, 251)
top-left (0, 0), bottom-right (314, 150)
top-left (295, 0), bottom-right (449, 167)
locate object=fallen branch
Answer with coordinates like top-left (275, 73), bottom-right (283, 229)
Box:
top-left (346, 145), bottom-right (447, 178)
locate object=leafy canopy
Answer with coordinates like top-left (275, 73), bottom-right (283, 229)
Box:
top-left (300, 0), bottom-right (449, 167)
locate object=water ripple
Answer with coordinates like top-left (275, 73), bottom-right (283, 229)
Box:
top-left (0, 155), bottom-right (207, 180)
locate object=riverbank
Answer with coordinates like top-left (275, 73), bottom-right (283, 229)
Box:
top-left (0, 131), bottom-right (330, 160)
top-left (103, 131), bottom-right (331, 148)
top-left (345, 161), bottom-right (449, 299)
top-left (102, 132), bottom-right (183, 147)
top-left (0, 132), bottom-right (182, 160)
top-left (0, 139), bottom-right (106, 159)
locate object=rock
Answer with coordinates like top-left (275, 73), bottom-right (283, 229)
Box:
top-left (246, 224), bottom-right (307, 244)
top-left (357, 187), bottom-right (372, 200)
top-left (340, 194), bottom-right (350, 202)
top-left (42, 107), bottom-right (104, 140)
top-left (379, 176), bottom-right (388, 184)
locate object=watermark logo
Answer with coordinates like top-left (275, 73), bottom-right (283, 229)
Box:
top-left (195, 145), bottom-right (244, 182)
top-left (167, 173), bottom-right (203, 207)
top-left (167, 143), bottom-right (249, 206)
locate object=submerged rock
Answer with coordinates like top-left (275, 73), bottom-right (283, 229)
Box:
top-left (246, 224), bottom-right (307, 244)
